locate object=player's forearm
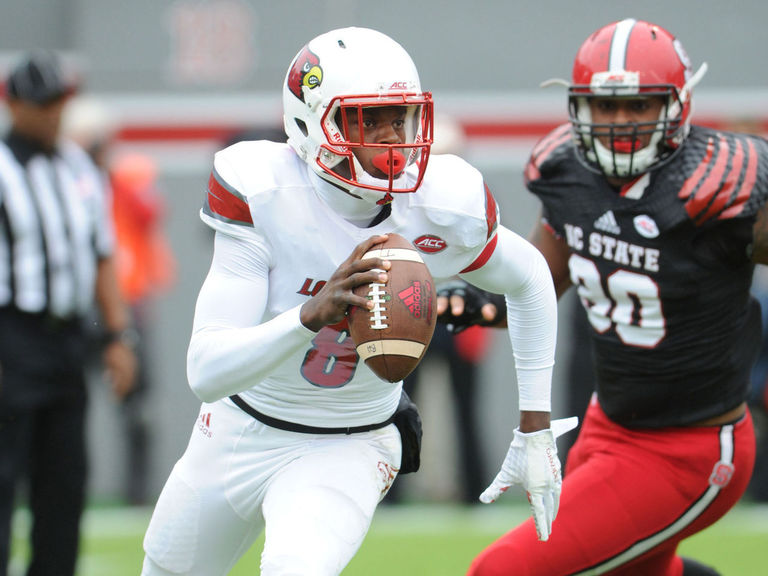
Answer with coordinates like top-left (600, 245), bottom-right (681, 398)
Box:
top-left (187, 305), bottom-right (315, 402)
top-left (504, 263), bottom-right (556, 413)
top-left (462, 226), bottom-right (557, 413)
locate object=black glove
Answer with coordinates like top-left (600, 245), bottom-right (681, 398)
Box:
top-left (436, 279), bottom-right (506, 334)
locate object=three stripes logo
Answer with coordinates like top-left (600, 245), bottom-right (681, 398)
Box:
top-left (594, 210), bottom-right (621, 235)
top-left (198, 412), bottom-right (212, 438)
top-left (398, 280), bottom-right (433, 321)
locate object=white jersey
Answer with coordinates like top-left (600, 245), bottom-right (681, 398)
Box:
top-left (190, 140), bottom-right (555, 428)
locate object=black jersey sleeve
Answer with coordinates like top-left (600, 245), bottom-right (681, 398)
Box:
top-left (675, 127), bottom-right (768, 226)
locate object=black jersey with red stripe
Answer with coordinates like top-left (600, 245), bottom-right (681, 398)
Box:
top-left (526, 124), bottom-right (768, 428)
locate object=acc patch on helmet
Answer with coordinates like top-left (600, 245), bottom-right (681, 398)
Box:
top-left (287, 46), bottom-right (323, 101)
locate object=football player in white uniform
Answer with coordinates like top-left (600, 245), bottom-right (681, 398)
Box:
top-left (140, 27), bottom-right (574, 576)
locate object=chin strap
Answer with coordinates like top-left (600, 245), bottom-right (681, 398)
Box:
top-left (681, 62), bottom-right (708, 101)
top-left (367, 203), bottom-right (392, 227)
top-left (669, 62), bottom-right (708, 120)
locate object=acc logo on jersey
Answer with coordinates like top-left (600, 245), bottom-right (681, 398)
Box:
top-left (633, 214), bottom-right (660, 238)
top-left (287, 45), bottom-right (322, 101)
top-left (412, 234), bottom-right (447, 253)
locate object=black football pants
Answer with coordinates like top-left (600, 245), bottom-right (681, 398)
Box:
top-left (0, 388), bottom-right (87, 576)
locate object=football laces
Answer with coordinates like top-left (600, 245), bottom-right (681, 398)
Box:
top-left (367, 280), bottom-right (389, 330)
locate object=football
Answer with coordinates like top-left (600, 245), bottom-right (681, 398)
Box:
top-left (348, 233), bottom-right (437, 383)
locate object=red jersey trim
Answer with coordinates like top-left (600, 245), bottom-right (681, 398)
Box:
top-left (720, 138), bottom-right (758, 219)
top-left (525, 124), bottom-right (571, 184)
top-left (697, 138), bottom-right (744, 222)
top-left (461, 233), bottom-right (498, 273)
top-left (484, 183), bottom-right (499, 240)
top-left (679, 135), bottom-right (759, 224)
top-left (204, 169), bottom-right (254, 226)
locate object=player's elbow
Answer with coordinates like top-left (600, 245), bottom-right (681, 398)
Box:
top-left (523, 246), bottom-right (557, 302)
top-left (187, 367), bottom-right (218, 404)
top-left (186, 342), bottom-right (227, 403)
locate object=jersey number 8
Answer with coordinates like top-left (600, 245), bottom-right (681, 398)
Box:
top-left (300, 320), bottom-right (358, 387)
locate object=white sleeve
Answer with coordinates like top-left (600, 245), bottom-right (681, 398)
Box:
top-left (459, 225), bottom-right (557, 412)
top-left (186, 231), bottom-right (316, 402)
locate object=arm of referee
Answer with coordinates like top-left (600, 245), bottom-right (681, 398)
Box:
top-left (95, 255), bottom-right (138, 399)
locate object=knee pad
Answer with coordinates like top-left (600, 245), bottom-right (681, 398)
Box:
top-left (143, 474), bottom-right (200, 574)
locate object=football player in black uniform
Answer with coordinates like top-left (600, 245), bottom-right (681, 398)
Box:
top-left (458, 19), bottom-right (766, 576)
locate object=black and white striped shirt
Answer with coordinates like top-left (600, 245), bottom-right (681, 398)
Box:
top-left (0, 131), bottom-right (114, 320)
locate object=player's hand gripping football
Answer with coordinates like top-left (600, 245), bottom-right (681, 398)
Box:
top-left (299, 235), bottom-right (391, 332)
top-left (480, 417), bottom-right (579, 541)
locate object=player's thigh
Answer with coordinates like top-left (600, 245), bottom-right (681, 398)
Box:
top-left (260, 425), bottom-right (400, 576)
top-left (469, 450), bottom-right (665, 576)
top-left (469, 411), bottom-right (755, 576)
top-left (142, 402), bottom-right (266, 575)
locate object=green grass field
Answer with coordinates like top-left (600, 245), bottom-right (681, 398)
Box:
top-left (10, 499), bottom-right (768, 575)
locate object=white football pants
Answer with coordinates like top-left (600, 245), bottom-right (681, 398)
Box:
top-left (141, 398), bottom-right (401, 575)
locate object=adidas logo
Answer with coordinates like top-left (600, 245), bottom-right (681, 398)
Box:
top-left (594, 210), bottom-right (621, 235)
top-left (198, 412), bottom-right (212, 438)
top-left (398, 281), bottom-right (432, 321)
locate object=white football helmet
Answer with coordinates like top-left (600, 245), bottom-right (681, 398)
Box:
top-left (283, 27), bottom-right (433, 205)
top-left (566, 18), bottom-right (707, 178)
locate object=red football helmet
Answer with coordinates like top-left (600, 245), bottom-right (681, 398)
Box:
top-left (567, 19), bottom-right (707, 178)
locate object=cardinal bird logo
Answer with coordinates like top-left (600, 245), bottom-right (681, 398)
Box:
top-left (287, 46), bottom-right (322, 101)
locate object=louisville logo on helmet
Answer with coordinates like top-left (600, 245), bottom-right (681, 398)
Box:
top-left (287, 46), bottom-right (322, 101)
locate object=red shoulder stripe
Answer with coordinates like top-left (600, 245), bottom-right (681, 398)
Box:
top-left (678, 137), bottom-right (715, 206)
top-left (460, 183), bottom-right (500, 273)
top-left (719, 138), bottom-right (758, 220)
top-left (461, 233), bottom-right (498, 273)
top-left (484, 183), bottom-right (499, 240)
top-left (684, 135), bottom-right (730, 222)
top-left (205, 170), bottom-right (253, 225)
top-left (530, 123), bottom-right (571, 160)
top-left (525, 124), bottom-right (571, 183)
top-left (679, 135), bottom-right (761, 223)
top-left (696, 139), bottom-right (745, 222)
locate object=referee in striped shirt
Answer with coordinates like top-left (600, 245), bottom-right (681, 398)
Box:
top-left (0, 51), bottom-right (137, 576)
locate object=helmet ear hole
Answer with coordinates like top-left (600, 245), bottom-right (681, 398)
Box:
top-left (295, 119), bottom-right (308, 137)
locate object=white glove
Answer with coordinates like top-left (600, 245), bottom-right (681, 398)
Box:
top-left (479, 416), bottom-right (579, 541)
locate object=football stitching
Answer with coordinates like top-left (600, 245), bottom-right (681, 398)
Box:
top-left (367, 281), bottom-right (389, 329)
